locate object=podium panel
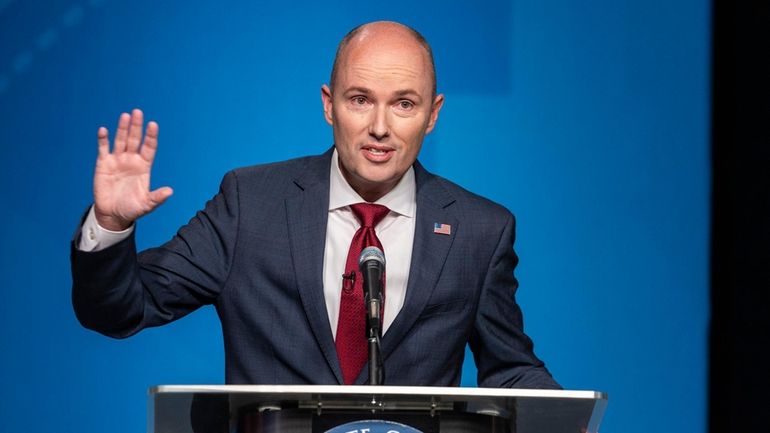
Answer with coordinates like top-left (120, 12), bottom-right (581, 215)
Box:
top-left (150, 385), bottom-right (607, 433)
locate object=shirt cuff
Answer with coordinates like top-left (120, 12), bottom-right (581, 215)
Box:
top-left (78, 205), bottom-right (134, 252)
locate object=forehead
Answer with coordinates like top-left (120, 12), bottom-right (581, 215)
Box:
top-left (336, 35), bottom-right (433, 95)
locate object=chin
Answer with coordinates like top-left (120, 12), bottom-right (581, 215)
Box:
top-left (357, 170), bottom-right (396, 185)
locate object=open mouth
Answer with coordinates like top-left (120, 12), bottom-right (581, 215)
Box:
top-left (362, 145), bottom-right (394, 161)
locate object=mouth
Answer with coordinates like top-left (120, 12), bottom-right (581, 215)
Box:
top-left (361, 145), bottom-right (394, 162)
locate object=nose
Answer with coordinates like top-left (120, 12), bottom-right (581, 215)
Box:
top-left (368, 105), bottom-right (390, 140)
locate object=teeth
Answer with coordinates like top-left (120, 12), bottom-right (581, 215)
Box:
top-left (368, 148), bottom-right (386, 155)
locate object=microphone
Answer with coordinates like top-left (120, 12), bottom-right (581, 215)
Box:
top-left (358, 246), bottom-right (385, 385)
top-left (359, 246), bottom-right (385, 334)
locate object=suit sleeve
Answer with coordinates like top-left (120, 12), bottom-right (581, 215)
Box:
top-left (70, 171), bottom-right (240, 338)
top-left (469, 212), bottom-right (562, 389)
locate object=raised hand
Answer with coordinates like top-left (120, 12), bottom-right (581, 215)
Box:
top-left (93, 109), bottom-right (173, 231)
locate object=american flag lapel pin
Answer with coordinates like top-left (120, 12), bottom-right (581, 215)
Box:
top-left (433, 222), bottom-right (451, 235)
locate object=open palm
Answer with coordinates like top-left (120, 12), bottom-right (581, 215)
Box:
top-left (93, 109), bottom-right (173, 231)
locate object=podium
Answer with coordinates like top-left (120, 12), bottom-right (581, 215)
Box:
top-left (150, 385), bottom-right (607, 433)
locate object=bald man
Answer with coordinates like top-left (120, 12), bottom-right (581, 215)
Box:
top-left (72, 21), bottom-right (559, 389)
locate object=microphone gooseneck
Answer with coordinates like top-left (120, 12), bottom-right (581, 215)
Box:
top-left (358, 246), bottom-right (385, 385)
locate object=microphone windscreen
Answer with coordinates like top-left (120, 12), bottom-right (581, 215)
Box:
top-left (359, 246), bottom-right (385, 267)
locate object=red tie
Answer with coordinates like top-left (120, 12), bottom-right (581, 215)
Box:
top-left (336, 203), bottom-right (390, 384)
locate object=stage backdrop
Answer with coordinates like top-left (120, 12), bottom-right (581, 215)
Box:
top-left (0, 1), bottom-right (709, 432)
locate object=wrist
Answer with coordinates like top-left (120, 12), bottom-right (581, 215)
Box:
top-left (93, 208), bottom-right (133, 232)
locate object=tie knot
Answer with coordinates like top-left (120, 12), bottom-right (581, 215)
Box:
top-left (350, 203), bottom-right (390, 228)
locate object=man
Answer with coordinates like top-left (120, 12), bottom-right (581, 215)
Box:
top-left (72, 21), bottom-right (559, 389)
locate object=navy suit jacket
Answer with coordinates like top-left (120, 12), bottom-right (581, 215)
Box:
top-left (71, 149), bottom-right (559, 389)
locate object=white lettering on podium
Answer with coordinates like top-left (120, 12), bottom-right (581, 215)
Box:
top-left (337, 425), bottom-right (409, 433)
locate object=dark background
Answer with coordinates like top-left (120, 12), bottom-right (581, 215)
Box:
top-left (710, 1), bottom-right (770, 432)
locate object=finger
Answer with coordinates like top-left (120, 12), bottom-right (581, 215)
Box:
top-left (126, 108), bottom-right (144, 153)
top-left (114, 112), bottom-right (130, 153)
top-left (148, 186), bottom-right (174, 208)
top-left (97, 127), bottom-right (110, 157)
top-left (140, 121), bottom-right (159, 163)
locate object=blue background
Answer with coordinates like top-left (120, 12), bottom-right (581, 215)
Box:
top-left (0, 1), bottom-right (709, 432)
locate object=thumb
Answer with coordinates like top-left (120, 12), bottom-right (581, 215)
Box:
top-left (148, 186), bottom-right (174, 208)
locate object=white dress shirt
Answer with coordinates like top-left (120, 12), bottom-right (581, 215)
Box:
top-left (323, 150), bottom-right (415, 337)
top-left (78, 206), bottom-right (135, 252)
top-left (78, 150), bottom-right (416, 337)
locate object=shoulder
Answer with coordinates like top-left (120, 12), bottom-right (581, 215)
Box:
top-left (416, 162), bottom-right (515, 226)
top-left (231, 153), bottom-right (328, 182)
top-left (216, 151), bottom-right (331, 194)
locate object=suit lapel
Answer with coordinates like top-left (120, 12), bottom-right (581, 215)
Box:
top-left (285, 149), bottom-right (345, 383)
top-left (379, 161), bottom-right (458, 362)
top-left (290, 156), bottom-right (458, 384)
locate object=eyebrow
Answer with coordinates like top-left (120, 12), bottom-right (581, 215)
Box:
top-left (342, 86), bottom-right (373, 96)
top-left (342, 87), bottom-right (424, 102)
top-left (393, 89), bottom-right (421, 99)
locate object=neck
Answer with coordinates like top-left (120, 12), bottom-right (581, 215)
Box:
top-left (338, 164), bottom-right (399, 203)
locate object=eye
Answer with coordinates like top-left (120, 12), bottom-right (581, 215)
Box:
top-left (352, 96), bottom-right (367, 105)
top-left (397, 100), bottom-right (414, 110)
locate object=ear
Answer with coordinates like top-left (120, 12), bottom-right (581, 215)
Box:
top-left (321, 84), bottom-right (334, 126)
top-left (425, 93), bottom-right (445, 134)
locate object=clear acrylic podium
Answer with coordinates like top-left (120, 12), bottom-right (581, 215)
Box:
top-left (150, 385), bottom-right (607, 433)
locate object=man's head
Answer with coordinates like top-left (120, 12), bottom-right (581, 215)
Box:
top-left (329, 23), bottom-right (438, 99)
top-left (322, 21), bottom-right (444, 202)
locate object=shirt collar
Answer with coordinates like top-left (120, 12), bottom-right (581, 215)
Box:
top-left (328, 149), bottom-right (416, 218)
